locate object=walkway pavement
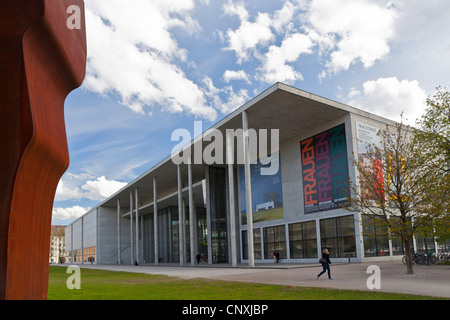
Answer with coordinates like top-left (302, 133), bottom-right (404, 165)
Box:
top-left (71, 261), bottom-right (450, 298)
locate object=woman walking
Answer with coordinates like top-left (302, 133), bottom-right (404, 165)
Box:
top-left (317, 248), bottom-right (333, 280)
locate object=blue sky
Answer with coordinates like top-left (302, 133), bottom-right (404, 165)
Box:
top-left (52, 0), bottom-right (450, 225)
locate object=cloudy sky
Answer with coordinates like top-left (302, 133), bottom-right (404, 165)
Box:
top-left (52, 0), bottom-right (450, 225)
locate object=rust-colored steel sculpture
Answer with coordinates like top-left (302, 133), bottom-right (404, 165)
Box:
top-left (0, 0), bottom-right (86, 299)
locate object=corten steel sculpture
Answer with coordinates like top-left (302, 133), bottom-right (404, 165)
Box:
top-left (0, 0), bottom-right (86, 299)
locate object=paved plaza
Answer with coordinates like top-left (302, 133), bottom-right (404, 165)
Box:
top-left (71, 261), bottom-right (450, 298)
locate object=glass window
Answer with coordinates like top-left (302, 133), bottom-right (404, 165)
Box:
top-left (391, 236), bottom-right (404, 256)
top-left (254, 229), bottom-right (262, 259)
top-left (242, 229), bottom-right (261, 260)
top-left (242, 230), bottom-right (247, 260)
top-left (362, 215), bottom-right (390, 257)
top-left (288, 220), bottom-right (317, 259)
top-left (83, 246), bottom-right (96, 263)
top-left (320, 218), bottom-right (337, 238)
top-left (320, 215), bottom-right (356, 258)
top-left (210, 167), bottom-right (228, 263)
top-left (263, 225), bottom-right (286, 259)
top-left (416, 236), bottom-right (436, 254)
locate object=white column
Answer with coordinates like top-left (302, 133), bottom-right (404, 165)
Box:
top-left (81, 216), bottom-right (84, 264)
top-left (388, 239), bottom-right (394, 259)
top-left (130, 190), bottom-right (134, 264)
top-left (96, 207), bottom-right (100, 264)
top-left (316, 218), bottom-right (322, 258)
top-left (153, 177), bottom-right (159, 265)
top-left (135, 188), bottom-right (139, 264)
top-left (227, 130), bottom-right (237, 266)
top-left (71, 224), bottom-right (73, 263)
top-left (117, 199), bottom-right (121, 264)
top-left (182, 198), bottom-right (187, 263)
top-left (188, 162), bottom-right (195, 266)
top-left (242, 110), bottom-right (255, 267)
top-left (177, 165), bottom-right (185, 265)
top-left (355, 212), bottom-right (364, 262)
top-left (140, 215), bottom-right (144, 263)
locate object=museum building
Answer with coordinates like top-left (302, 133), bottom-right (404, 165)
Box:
top-left (65, 83), bottom-right (436, 266)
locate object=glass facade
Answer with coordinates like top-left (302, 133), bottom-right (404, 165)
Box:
top-left (196, 207), bottom-right (208, 261)
top-left (83, 247), bottom-right (96, 263)
top-left (209, 167), bottom-right (228, 263)
top-left (65, 211), bottom-right (97, 264)
top-left (263, 225), bottom-right (286, 259)
top-left (361, 215), bottom-right (390, 257)
top-left (416, 236), bottom-right (436, 254)
top-left (320, 215), bottom-right (356, 258)
top-left (437, 240), bottom-right (450, 252)
top-left (288, 220), bottom-right (317, 258)
top-left (142, 205), bottom-right (207, 264)
top-left (242, 229), bottom-right (262, 260)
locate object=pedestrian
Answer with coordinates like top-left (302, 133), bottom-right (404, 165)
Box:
top-left (317, 248), bottom-right (333, 280)
top-left (196, 253), bottom-right (200, 264)
top-left (273, 250), bottom-right (277, 263)
top-left (276, 251), bottom-right (280, 263)
top-left (200, 253), bottom-right (205, 263)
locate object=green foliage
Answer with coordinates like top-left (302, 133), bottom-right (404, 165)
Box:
top-left (413, 86), bottom-right (450, 244)
top-left (343, 86), bottom-right (449, 273)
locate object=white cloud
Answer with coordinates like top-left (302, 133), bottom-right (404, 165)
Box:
top-left (222, 0), bottom-right (248, 21)
top-left (84, 0), bottom-right (218, 121)
top-left (81, 176), bottom-right (128, 200)
top-left (55, 179), bottom-right (82, 202)
top-left (55, 174), bottom-right (128, 202)
top-left (202, 77), bottom-right (250, 114)
top-left (223, 9), bottom-right (274, 63)
top-left (222, 0), bottom-right (399, 81)
top-left (223, 70), bottom-right (251, 84)
top-left (257, 33), bottom-right (314, 84)
top-left (305, 0), bottom-right (398, 75)
top-left (346, 77), bottom-right (427, 124)
top-left (55, 173), bottom-right (94, 201)
top-left (219, 87), bottom-right (250, 114)
top-left (271, 1), bottom-right (298, 34)
top-left (52, 206), bottom-right (90, 222)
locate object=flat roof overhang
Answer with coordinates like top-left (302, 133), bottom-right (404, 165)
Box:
top-left (90, 82), bottom-right (392, 215)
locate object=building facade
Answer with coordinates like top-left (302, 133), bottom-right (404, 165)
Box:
top-left (49, 225), bottom-right (65, 264)
top-left (65, 83), bottom-right (444, 266)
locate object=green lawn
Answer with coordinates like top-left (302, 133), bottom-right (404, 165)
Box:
top-left (48, 266), bottom-right (443, 300)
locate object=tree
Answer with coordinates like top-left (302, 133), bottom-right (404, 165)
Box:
top-left (344, 117), bottom-right (442, 274)
top-left (413, 87), bottom-right (450, 247)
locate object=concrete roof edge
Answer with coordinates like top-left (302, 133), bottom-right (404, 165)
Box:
top-left (65, 82), bottom-right (404, 226)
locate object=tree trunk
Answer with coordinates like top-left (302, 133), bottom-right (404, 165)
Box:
top-left (404, 238), bottom-right (414, 274)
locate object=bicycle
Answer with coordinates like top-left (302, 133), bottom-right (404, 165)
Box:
top-left (402, 253), bottom-right (420, 265)
top-left (436, 252), bottom-right (450, 263)
top-left (402, 252), bottom-right (438, 265)
top-left (419, 253), bottom-right (438, 265)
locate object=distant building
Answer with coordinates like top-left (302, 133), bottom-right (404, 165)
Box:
top-left (256, 201), bottom-right (274, 212)
top-left (49, 225), bottom-right (65, 264)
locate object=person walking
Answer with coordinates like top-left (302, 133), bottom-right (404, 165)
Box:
top-left (317, 248), bottom-right (333, 280)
